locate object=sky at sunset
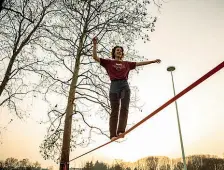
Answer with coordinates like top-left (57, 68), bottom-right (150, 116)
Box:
top-left (0, 0), bottom-right (223, 169)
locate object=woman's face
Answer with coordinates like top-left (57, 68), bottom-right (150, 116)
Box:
top-left (114, 47), bottom-right (123, 59)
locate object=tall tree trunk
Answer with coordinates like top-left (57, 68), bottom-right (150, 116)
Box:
top-left (59, 2), bottom-right (92, 168)
top-left (59, 31), bottom-right (86, 170)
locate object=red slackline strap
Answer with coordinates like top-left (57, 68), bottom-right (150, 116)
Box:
top-left (69, 61), bottom-right (224, 162)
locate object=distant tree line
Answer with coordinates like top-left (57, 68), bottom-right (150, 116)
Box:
top-left (82, 160), bottom-right (125, 170)
top-left (80, 155), bottom-right (224, 170)
top-left (0, 158), bottom-right (53, 170)
top-left (1, 154), bottom-right (224, 170)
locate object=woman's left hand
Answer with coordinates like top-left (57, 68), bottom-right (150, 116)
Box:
top-left (154, 59), bottom-right (161, 63)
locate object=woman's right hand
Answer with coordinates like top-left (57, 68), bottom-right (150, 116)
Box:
top-left (92, 37), bottom-right (100, 62)
top-left (92, 37), bottom-right (98, 45)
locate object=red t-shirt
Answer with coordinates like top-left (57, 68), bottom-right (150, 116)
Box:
top-left (100, 58), bottom-right (136, 80)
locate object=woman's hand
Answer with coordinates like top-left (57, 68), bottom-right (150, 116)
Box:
top-left (136, 59), bottom-right (161, 66)
top-left (92, 37), bottom-right (100, 62)
top-left (153, 59), bottom-right (161, 63)
top-left (92, 37), bottom-right (98, 45)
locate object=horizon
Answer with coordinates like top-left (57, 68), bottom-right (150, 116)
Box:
top-left (1, 153), bottom-right (224, 169)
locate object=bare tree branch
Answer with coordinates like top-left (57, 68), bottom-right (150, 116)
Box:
top-left (0, 0), bottom-right (57, 116)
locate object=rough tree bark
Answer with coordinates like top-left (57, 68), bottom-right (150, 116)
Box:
top-left (60, 29), bottom-right (87, 169)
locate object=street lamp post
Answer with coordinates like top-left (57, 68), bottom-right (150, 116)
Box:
top-left (167, 66), bottom-right (187, 170)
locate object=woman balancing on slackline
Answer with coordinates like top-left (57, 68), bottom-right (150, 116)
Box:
top-left (92, 37), bottom-right (161, 141)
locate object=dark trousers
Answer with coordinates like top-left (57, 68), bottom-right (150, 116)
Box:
top-left (109, 89), bottom-right (130, 139)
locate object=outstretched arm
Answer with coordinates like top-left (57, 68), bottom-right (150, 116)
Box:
top-left (92, 37), bottom-right (100, 63)
top-left (136, 59), bottom-right (161, 66)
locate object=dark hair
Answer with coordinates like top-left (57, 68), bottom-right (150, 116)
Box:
top-left (112, 46), bottom-right (124, 59)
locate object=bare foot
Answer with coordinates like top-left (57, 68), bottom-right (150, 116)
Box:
top-left (118, 132), bottom-right (125, 138)
top-left (111, 136), bottom-right (118, 141)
